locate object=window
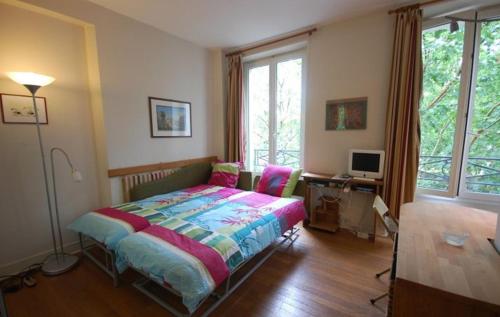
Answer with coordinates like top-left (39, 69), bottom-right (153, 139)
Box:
top-left (418, 9), bottom-right (500, 202)
top-left (244, 50), bottom-right (305, 172)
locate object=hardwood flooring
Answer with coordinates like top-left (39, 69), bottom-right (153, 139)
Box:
top-left (4, 225), bottom-right (392, 317)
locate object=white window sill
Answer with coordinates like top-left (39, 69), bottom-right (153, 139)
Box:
top-left (416, 193), bottom-right (499, 213)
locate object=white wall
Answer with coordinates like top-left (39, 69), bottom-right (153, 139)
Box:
top-left (0, 3), bottom-right (100, 271)
top-left (0, 0), bottom-right (216, 271)
top-left (305, 12), bottom-right (393, 174)
top-left (21, 0), bottom-right (216, 204)
top-left (209, 49), bottom-right (226, 160)
top-left (225, 12), bottom-right (393, 178)
top-left (302, 12), bottom-right (393, 234)
top-left (218, 12), bottom-right (394, 234)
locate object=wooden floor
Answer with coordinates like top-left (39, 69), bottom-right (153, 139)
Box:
top-left (4, 225), bottom-right (392, 317)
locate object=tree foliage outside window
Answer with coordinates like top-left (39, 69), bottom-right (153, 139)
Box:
top-left (276, 58), bottom-right (302, 168)
top-left (418, 21), bottom-right (500, 195)
top-left (248, 65), bottom-right (269, 171)
top-left (247, 58), bottom-right (303, 171)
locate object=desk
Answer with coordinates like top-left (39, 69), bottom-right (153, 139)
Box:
top-left (394, 201), bottom-right (500, 316)
top-left (302, 172), bottom-right (383, 239)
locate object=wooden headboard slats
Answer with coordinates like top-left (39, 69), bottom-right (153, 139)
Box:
top-left (110, 156), bottom-right (218, 202)
top-left (108, 156), bottom-right (217, 178)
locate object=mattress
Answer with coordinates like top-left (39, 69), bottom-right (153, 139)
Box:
top-left (114, 185), bottom-right (306, 312)
top-left (67, 185), bottom-right (230, 250)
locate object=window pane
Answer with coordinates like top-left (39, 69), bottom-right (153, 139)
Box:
top-left (418, 23), bottom-right (465, 191)
top-left (248, 65), bottom-right (270, 172)
top-left (276, 58), bottom-right (302, 169)
top-left (463, 20), bottom-right (500, 195)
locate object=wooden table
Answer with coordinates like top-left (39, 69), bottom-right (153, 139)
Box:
top-left (302, 172), bottom-right (383, 239)
top-left (394, 201), bottom-right (500, 316)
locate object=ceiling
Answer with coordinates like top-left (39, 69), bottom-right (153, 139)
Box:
top-left (87, 0), bottom-right (413, 48)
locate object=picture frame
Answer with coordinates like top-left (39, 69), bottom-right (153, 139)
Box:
top-left (325, 97), bottom-right (367, 130)
top-left (0, 93), bottom-right (48, 124)
top-left (149, 97), bottom-right (192, 138)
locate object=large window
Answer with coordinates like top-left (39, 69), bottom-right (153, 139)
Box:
top-left (418, 9), bottom-right (499, 201)
top-left (244, 51), bottom-right (305, 172)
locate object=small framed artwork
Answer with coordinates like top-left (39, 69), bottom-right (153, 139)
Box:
top-left (0, 93), bottom-right (48, 124)
top-left (325, 97), bottom-right (367, 130)
top-left (149, 97), bottom-right (192, 138)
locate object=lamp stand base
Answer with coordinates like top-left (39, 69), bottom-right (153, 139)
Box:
top-left (41, 253), bottom-right (79, 276)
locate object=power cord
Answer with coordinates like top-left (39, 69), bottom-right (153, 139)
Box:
top-left (0, 262), bottom-right (42, 293)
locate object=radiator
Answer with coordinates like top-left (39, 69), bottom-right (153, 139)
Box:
top-left (122, 169), bottom-right (178, 202)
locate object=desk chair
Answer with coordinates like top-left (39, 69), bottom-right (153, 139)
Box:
top-left (370, 195), bottom-right (399, 306)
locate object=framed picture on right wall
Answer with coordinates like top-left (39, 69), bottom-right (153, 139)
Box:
top-left (325, 97), bottom-right (367, 130)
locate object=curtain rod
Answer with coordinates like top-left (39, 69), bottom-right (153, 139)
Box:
top-left (388, 0), bottom-right (447, 14)
top-left (225, 28), bottom-right (317, 57)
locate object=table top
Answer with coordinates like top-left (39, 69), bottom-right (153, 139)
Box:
top-left (397, 201), bottom-right (500, 307)
top-left (302, 172), bottom-right (335, 180)
top-left (302, 172), bottom-right (383, 185)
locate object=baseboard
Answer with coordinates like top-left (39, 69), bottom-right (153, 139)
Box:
top-left (0, 240), bottom-right (80, 276)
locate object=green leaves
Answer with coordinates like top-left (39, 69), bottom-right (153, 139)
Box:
top-left (418, 21), bottom-right (500, 194)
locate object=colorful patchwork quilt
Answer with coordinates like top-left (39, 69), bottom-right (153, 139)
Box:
top-left (114, 185), bottom-right (306, 312)
top-left (67, 185), bottom-right (230, 249)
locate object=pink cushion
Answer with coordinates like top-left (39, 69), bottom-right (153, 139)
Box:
top-left (256, 165), bottom-right (293, 197)
top-left (208, 162), bottom-right (241, 188)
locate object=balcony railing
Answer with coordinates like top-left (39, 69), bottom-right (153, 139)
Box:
top-left (418, 155), bottom-right (500, 194)
top-left (253, 149), bottom-right (300, 169)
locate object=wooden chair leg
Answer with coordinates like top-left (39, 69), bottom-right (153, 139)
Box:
top-left (375, 267), bottom-right (391, 278)
top-left (370, 292), bottom-right (388, 305)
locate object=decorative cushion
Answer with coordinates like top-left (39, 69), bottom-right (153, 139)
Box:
top-left (215, 159), bottom-right (244, 169)
top-left (256, 165), bottom-right (302, 197)
top-left (208, 162), bottom-right (241, 188)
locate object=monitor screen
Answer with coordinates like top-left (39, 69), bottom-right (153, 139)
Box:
top-left (352, 152), bottom-right (380, 172)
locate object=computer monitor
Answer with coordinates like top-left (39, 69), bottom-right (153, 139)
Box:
top-left (348, 149), bottom-right (385, 179)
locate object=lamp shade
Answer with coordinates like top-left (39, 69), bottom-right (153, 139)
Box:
top-left (6, 72), bottom-right (55, 87)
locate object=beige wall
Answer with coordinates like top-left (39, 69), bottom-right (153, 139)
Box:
top-left (20, 0), bottom-right (217, 204)
top-left (0, 0), bottom-right (392, 271)
top-left (217, 12), bottom-right (394, 235)
top-left (0, 0), bottom-right (217, 271)
top-left (304, 12), bottom-right (393, 234)
top-left (0, 3), bottom-right (101, 271)
top-left (209, 48), bottom-right (226, 160)
top-left (305, 12), bottom-right (393, 174)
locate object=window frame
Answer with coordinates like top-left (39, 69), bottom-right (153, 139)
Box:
top-left (418, 7), bottom-right (500, 202)
top-left (243, 49), bottom-right (307, 172)
top-left (419, 17), bottom-right (473, 198)
top-left (458, 7), bottom-right (500, 202)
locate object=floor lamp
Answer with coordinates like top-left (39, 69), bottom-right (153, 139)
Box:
top-left (6, 72), bottom-right (80, 275)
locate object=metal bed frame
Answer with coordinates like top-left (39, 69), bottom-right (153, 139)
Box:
top-left (132, 226), bottom-right (300, 317)
top-left (78, 227), bottom-right (300, 316)
top-left (78, 233), bottom-right (119, 287)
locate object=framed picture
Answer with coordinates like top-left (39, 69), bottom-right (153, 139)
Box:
top-left (325, 97), bottom-right (367, 130)
top-left (149, 97), bottom-right (192, 138)
top-left (0, 93), bottom-right (48, 124)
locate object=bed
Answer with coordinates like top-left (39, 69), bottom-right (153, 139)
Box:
top-left (114, 185), bottom-right (305, 315)
top-left (68, 161), bottom-right (306, 316)
top-left (68, 184), bottom-right (234, 285)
